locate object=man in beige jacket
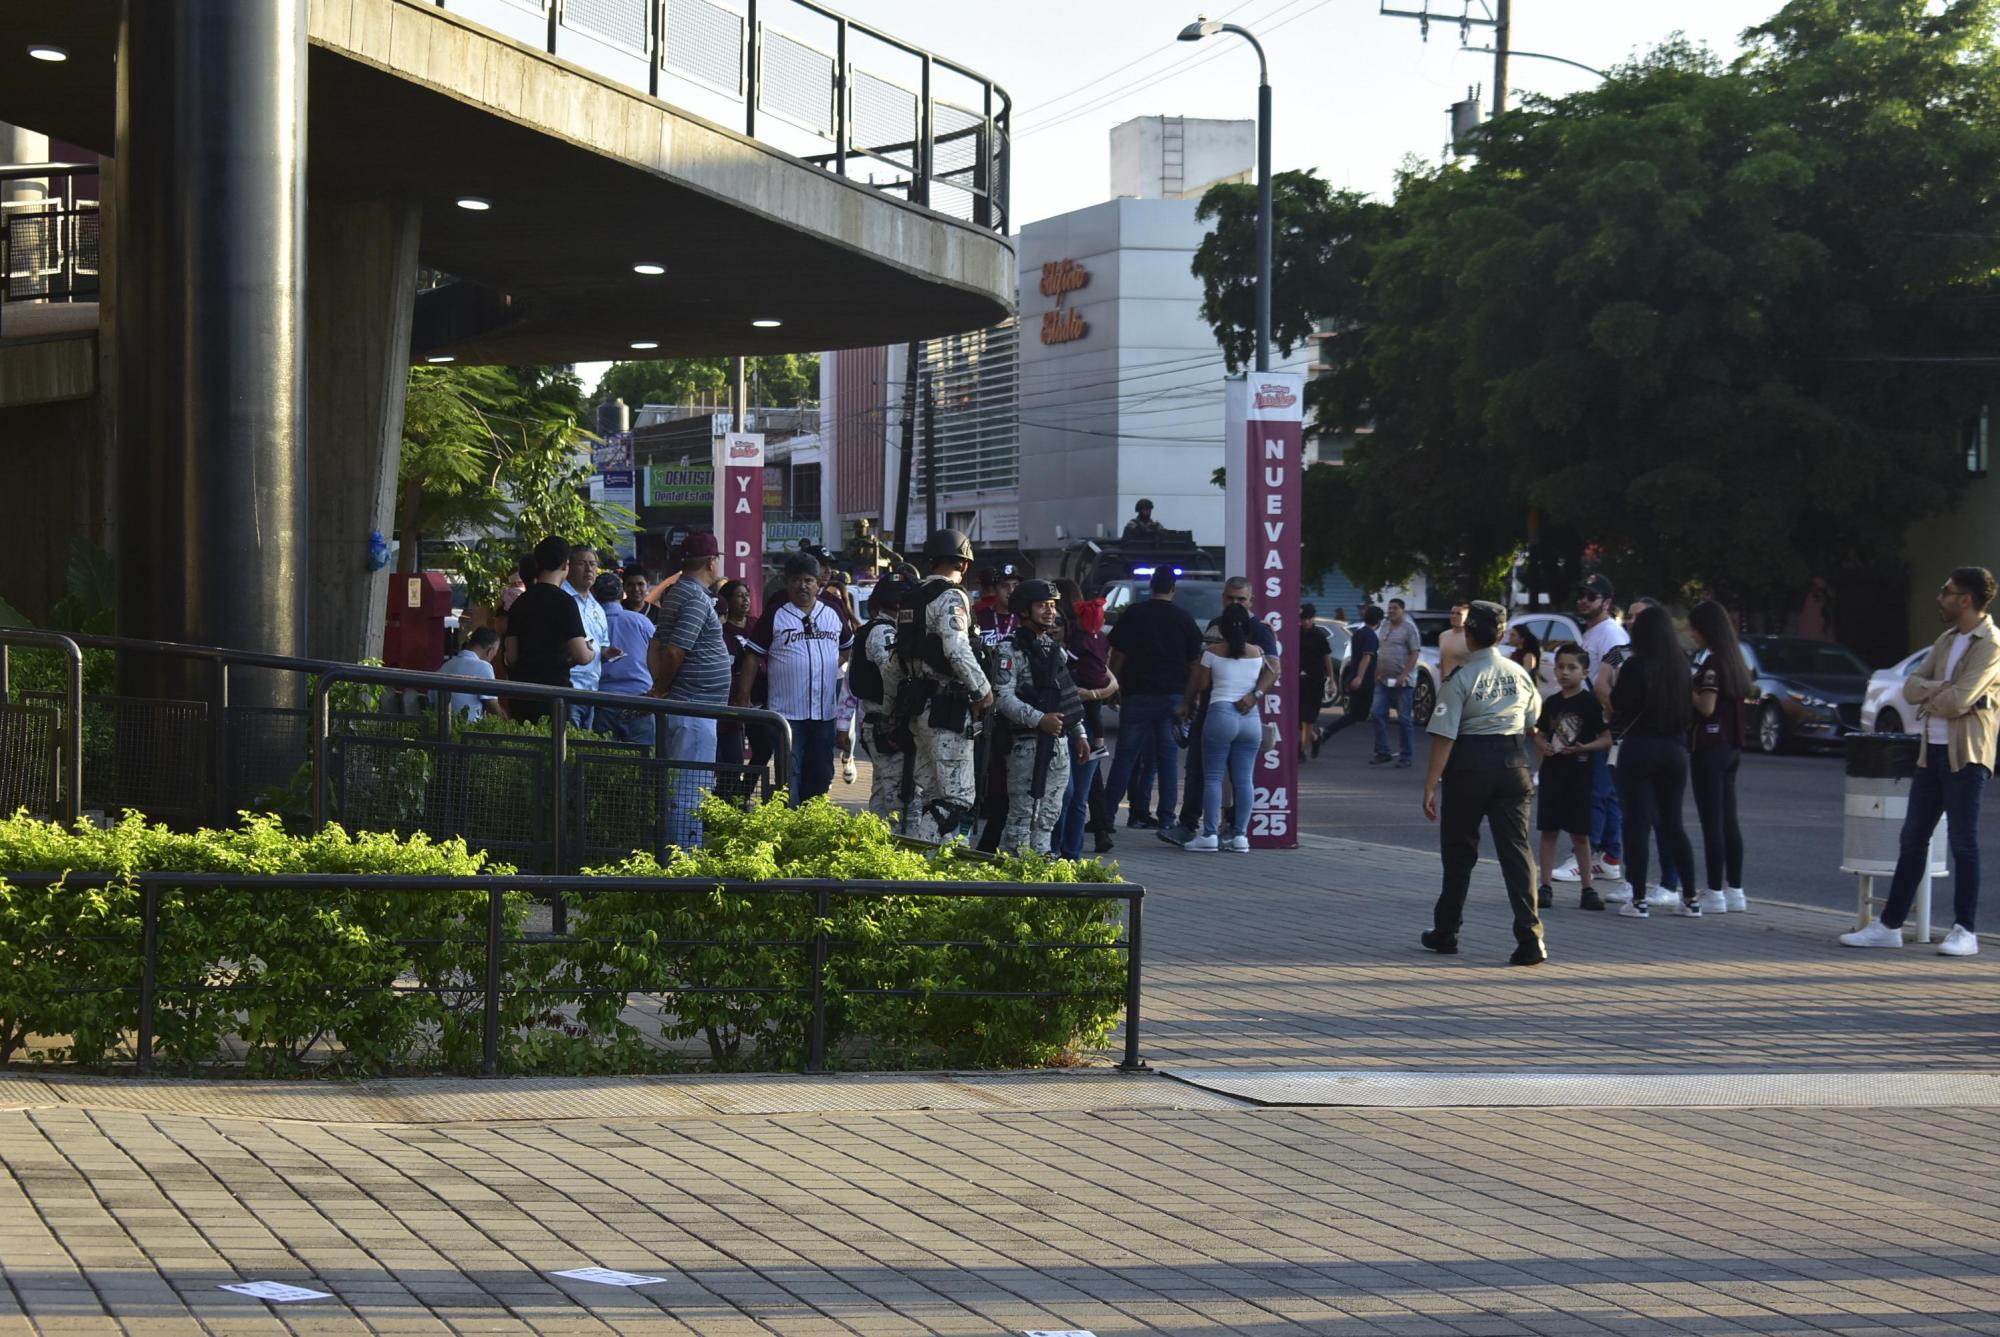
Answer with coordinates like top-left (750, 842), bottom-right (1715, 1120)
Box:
top-left (1842, 566), bottom-right (2000, 956)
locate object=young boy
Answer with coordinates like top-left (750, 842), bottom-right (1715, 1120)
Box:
top-left (1535, 645), bottom-right (1612, 911)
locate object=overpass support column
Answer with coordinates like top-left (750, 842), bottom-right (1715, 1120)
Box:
top-left (113, 0), bottom-right (308, 676)
top-left (306, 199), bottom-right (421, 664)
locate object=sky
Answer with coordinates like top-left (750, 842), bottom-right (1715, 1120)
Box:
top-left (580, 0), bottom-right (1771, 394)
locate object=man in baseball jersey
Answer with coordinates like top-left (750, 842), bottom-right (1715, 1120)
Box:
top-left (740, 551), bottom-right (852, 804)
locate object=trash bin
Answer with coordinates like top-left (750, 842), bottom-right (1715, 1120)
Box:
top-left (1842, 732), bottom-right (1947, 941)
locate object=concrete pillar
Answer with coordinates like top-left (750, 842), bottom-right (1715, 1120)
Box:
top-left (113, 0), bottom-right (307, 684)
top-left (306, 198), bottom-right (421, 663)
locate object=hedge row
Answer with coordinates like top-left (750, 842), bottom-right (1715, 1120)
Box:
top-left (0, 798), bottom-right (1129, 1075)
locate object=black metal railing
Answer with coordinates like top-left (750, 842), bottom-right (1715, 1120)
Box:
top-left (1, 871), bottom-right (1146, 1076)
top-left (433, 0), bottom-right (1010, 232)
top-left (0, 163), bottom-right (100, 317)
top-left (0, 631), bottom-right (793, 883)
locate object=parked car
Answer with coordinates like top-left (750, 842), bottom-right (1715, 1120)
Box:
top-left (1738, 636), bottom-right (1872, 753)
top-left (1860, 647), bottom-right (1931, 734)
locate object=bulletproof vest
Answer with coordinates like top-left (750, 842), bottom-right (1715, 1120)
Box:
top-left (850, 619), bottom-right (893, 706)
top-left (895, 577), bottom-right (961, 676)
top-left (1013, 629), bottom-right (1083, 724)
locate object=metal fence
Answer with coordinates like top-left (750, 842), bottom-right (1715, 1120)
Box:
top-left (0, 631), bottom-right (793, 882)
top-left (0, 163), bottom-right (100, 316)
top-left (434, 0), bottom-right (1010, 231)
top-left (2, 871), bottom-right (1147, 1076)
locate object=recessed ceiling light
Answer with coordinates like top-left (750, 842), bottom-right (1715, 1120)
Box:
top-left (426, 355), bottom-right (455, 364)
top-left (629, 341), bottom-right (659, 350)
top-left (454, 196), bottom-right (491, 212)
top-left (27, 44), bottom-right (67, 62)
top-left (751, 318), bottom-right (782, 328)
top-left (632, 263), bottom-right (665, 276)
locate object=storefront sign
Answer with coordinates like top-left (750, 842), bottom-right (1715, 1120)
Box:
top-left (599, 469), bottom-right (637, 559)
top-left (1038, 258), bottom-right (1090, 345)
top-left (714, 433), bottom-right (765, 613)
top-left (592, 431), bottom-right (633, 471)
top-left (764, 520), bottom-right (823, 549)
top-left (763, 466), bottom-right (785, 508)
top-left (645, 464), bottom-right (713, 507)
top-left (1224, 372), bottom-right (1304, 850)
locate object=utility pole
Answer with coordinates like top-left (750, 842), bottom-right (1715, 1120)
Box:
top-left (891, 342), bottom-right (917, 551)
top-left (921, 367), bottom-right (938, 542)
top-left (1378, 2), bottom-right (1509, 117)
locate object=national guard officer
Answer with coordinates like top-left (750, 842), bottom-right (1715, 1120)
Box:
top-left (851, 573), bottom-right (916, 825)
top-left (890, 530), bottom-right (994, 841)
top-left (1419, 600), bottom-right (1547, 965)
top-left (992, 580), bottom-right (1089, 855)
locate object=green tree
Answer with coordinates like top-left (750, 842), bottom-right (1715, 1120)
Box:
top-left (1194, 3), bottom-right (2000, 608)
top-left (591, 355), bottom-right (820, 411)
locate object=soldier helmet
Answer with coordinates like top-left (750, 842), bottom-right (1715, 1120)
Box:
top-left (1008, 578), bottom-right (1059, 615)
top-left (1135, 498), bottom-right (1154, 512)
top-left (922, 528), bottom-right (975, 564)
top-left (870, 574), bottom-right (917, 613)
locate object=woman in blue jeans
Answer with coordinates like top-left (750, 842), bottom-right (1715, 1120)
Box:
top-left (1182, 604), bottom-right (1270, 853)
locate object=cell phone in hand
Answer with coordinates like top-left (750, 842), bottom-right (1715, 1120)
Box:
top-left (603, 645), bottom-right (624, 661)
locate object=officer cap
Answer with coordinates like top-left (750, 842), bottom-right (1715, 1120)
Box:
top-left (1464, 600), bottom-right (1506, 645)
top-left (870, 574), bottom-right (917, 612)
top-left (1008, 578), bottom-right (1058, 615)
top-left (922, 528), bottom-right (975, 564)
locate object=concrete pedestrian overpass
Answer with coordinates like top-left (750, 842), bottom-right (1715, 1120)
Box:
top-left (0, 0), bottom-right (1013, 659)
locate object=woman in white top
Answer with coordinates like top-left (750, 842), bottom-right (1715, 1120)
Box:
top-left (1185, 604), bottom-right (1270, 852)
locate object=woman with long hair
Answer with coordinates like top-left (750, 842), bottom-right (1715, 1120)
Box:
top-left (1507, 624), bottom-right (1542, 679)
top-left (1184, 603), bottom-right (1269, 853)
top-left (1609, 605), bottom-right (1701, 917)
top-left (715, 579), bottom-right (770, 801)
top-left (1687, 600), bottom-right (1752, 913)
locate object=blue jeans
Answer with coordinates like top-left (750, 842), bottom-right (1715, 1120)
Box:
top-left (1590, 749), bottom-right (1624, 862)
top-left (567, 702), bottom-right (596, 733)
top-left (595, 705), bottom-right (657, 749)
top-left (1201, 705), bottom-right (1262, 838)
top-left (1104, 694), bottom-right (1181, 827)
top-left (1053, 750), bottom-right (1100, 859)
top-left (1175, 708), bottom-right (1208, 830)
top-left (1882, 756), bottom-right (1988, 932)
top-left (660, 714), bottom-right (717, 849)
top-left (1372, 682), bottom-right (1415, 759)
top-left (789, 718), bottom-right (838, 805)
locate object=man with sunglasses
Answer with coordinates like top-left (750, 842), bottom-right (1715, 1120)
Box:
top-left (1550, 574), bottom-right (1629, 894)
top-left (1843, 566), bottom-right (2000, 957)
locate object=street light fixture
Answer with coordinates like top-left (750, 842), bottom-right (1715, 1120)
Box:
top-left (1178, 15), bottom-right (1271, 372)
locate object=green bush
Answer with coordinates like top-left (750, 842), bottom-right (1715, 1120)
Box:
top-left (0, 798), bottom-right (1130, 1075)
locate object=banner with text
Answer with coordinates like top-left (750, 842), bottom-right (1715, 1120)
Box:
top-left (714, 433), bottom-right (765, 616)
top-left (1223, 372), bottom-right (1304, 850)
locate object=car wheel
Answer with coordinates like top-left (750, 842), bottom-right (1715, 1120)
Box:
top-left (1876, 708), bottom-right (1903, 734)
top-left (1414, 673), bottom-right (1436, 726)
top-left (1756, 701), bottom-right (1785, 755)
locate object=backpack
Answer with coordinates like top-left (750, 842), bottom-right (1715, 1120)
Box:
top-left (850, 619), bottom-right (893, 706)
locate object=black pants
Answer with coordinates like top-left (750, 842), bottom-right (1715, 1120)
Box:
top-left (1690, 743), bottom-right (1743, 891)
top-left (1616, 734), bottom-right (1698, 898)
top-left (1321, 683), bottom-right (1374, 737)
top-left (1433, 735), bottom-right (1543, 948)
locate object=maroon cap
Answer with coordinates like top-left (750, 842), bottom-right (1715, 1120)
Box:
top-left (681, 532), bottom-right (721, 558)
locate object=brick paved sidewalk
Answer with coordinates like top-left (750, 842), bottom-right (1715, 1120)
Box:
top-left (6, 826), bottom-right (2000, 1335)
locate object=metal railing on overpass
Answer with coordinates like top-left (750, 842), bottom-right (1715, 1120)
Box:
top-left (0, 163), bottom-right (101, 327)
top-left (433, 0), bottom-right (1010, 232)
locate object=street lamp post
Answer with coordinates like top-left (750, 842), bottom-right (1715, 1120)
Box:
top-left (1179, 16), bottom-right (1271, 373)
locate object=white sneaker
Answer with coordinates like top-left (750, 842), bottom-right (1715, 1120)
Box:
top-left (1696, 890), bottom-right (1728, 914)
top-left (1645, 884), bottom-right (1679, 908)
top-left (1724, 887), bottom-right (1748, 913)
top-left (1550, 857), bottom-right (1582, 883)
top-left (1184, 833), bottom-right (1219, 853)
top-left (1673, 896), bottom-right (1703, 918)
top-left (1618, 900), bottom-right (1650, 919)
top-left (1223, 834), bottom-right (1250, 853)
top-left (1839, 920), bottom-right (1903, 949)
top-left (1598, 880), bottom-right (1634, 906)
top-left (1593, 856), bottom-right (1624, 881)
top-left (1939, 924), bottom-right (1980, 957)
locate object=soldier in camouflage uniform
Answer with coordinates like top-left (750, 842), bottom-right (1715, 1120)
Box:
top-left (853, 574), bottom-right (916, 826)
top-left (992, 580), bottom-right (1090, 856)
top-left (891, 530), bottom-right (993, 842)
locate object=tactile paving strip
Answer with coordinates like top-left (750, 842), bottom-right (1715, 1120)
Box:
top-left (1163, 1068), bottom-right (2000, 1108)
top-left (0, 1070), bottom-right (1249, 1124)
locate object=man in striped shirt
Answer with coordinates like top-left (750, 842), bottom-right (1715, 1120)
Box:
top-left (739, 551), bottom-right (852, 804)
top-left (649, 533), bottom-right (731, 846)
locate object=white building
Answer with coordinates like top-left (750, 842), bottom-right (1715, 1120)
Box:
top-left (1109, 115), bottom-right (1255, 201)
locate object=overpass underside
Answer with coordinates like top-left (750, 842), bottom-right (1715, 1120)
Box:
top-left (0, 0), bottom-right (1013, 661)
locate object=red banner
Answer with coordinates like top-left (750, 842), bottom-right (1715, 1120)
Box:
top-left (714, 432), bottom-right (765, 617)
top-left (1224, 373), bottom-right (1304, 849)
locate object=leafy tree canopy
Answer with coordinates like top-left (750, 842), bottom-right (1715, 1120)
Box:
top-left (1195, 0), bottom-right (2000, 606)
top-left (591, 354), bottom-right (820, 412)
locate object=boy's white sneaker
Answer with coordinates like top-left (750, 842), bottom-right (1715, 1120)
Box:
top-left (1839, 920), bottom-right (1902, 949)
top-left (1939, 924), bottom-right (1980, 957)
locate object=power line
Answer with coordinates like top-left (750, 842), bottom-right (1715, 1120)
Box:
top-left (1012, 0), bottom-right (1274, 123)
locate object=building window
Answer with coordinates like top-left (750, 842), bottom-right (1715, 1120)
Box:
top-left (792, 463), bottom-right (822, 521)
top-left (1968, 405), bottom-right (1990, 479)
